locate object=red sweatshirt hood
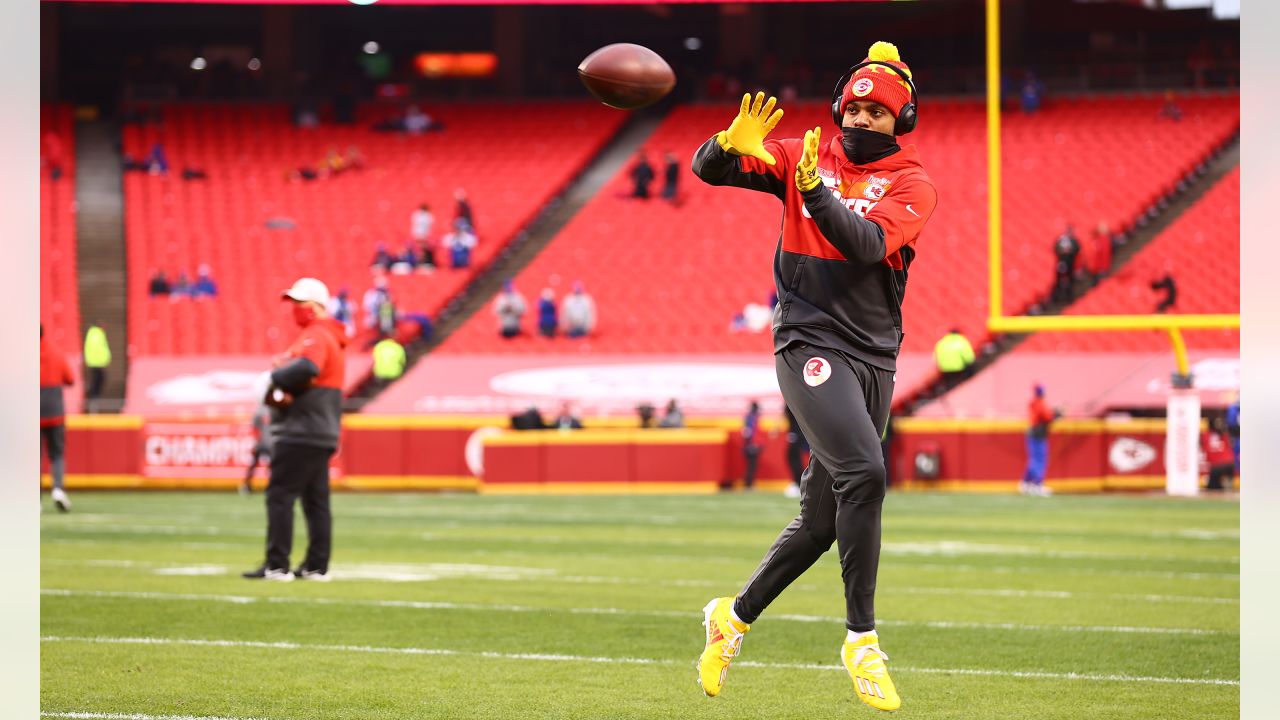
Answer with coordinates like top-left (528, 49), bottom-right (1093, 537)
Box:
top-left (316, 317), bottom-right (350, 348)
top-left (827, 137), bottom-right (925, 173)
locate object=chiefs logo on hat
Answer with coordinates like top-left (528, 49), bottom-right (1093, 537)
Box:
top-left (804, 357), bottom-right (832, 387)
top-left (851, 77), bottom-right (875, 98)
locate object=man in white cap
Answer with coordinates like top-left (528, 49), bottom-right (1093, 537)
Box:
top-left (244, 278), bottom-right (348, 582)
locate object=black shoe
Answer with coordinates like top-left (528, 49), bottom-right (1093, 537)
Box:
top-left (293, 567), bottom-right (332, 582)
top-left (242, 565), bottom-right (294, 582)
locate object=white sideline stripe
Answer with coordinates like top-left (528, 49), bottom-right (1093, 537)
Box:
top-left (41, 589), bottom-right (1232, 636)
top-left (40, 635), bottom-right (1238, 687)
top-left (42, 713), bottom-right (270, 720)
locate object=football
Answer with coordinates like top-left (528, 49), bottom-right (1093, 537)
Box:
top-left (577, 43), bottom-right (676, 110)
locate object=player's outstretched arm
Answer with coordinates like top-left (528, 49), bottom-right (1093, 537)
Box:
top-left (691, 91), bottom-right (788, 198)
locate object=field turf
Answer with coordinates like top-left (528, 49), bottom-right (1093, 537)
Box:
top-left (41, 491), bottom-right (1239, 719)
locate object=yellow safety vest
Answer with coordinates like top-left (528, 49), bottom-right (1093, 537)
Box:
top-left (933, 333), bottom-right (974, 373)
top-left (372, 339), bottom-right (406, 380)
top-left (83, 326), bottom-right (112, 368)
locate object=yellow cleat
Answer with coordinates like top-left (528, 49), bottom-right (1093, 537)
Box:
top-left (696, 597), bottom-right (750, 697)
top-left (842, 633), bottom-right (902, 711)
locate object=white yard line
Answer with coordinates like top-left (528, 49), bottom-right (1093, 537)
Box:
top-left (40, 635), bottom-right (1238, 687)
top-left (41, 589), bottom-right (1234, 636)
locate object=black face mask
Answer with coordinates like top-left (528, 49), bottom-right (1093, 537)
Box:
top-left (841, 127), bottom-right (900, 165)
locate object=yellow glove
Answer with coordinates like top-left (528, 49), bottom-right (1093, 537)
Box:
top-left (795, 126), bottom-right (821, 192)
top-left (717, 91), bottom-right (784, 165)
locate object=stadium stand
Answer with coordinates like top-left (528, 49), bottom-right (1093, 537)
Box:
top-left (436, 93), bottom-right (1239, 356)
top-left (40, 103), bottom-right (80, 351)
top-left (119, 102), bottom-right (626, 356)
top-left (1018, 166), bottom-right (1239, 353)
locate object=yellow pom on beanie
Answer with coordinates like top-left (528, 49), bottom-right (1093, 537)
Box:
top-left (867, 41), bottom-right (910, 77)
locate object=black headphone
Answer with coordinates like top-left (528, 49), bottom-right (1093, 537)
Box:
top-left (830, 60), bottom-right (918, 135)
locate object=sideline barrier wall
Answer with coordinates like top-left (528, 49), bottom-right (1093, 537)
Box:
top-left (44, 415), bottom-right (1197, 493)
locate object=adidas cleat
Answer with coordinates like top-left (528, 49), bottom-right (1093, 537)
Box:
top-left (696, 597), bottom-right (750, 697)
top-left (842, 632), bottom-right (901, 711)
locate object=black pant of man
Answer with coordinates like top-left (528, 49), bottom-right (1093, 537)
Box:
top-left (87, 367), bottom-right (106, 399)
top-left (264, 442), bottom-right (334, 573)
top-left (743, 444), bottom-right (761, 489)
top-left (734, 344), bottom-right (893, 632)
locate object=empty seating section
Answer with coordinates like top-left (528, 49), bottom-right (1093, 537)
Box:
top-left (440, 93), bottom-right (1239, 355)
top-left (41, 104), bottom-right (79, 351)
top-left (1019, 167), bottom-right (1239, 353)
top-left (122, 102), bottom-right (624, 355)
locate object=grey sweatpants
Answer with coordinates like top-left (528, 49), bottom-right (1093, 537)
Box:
top-left (734, 344), bottom-right (894, 632)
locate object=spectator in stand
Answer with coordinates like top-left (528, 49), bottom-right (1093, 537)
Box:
top-left (1052, 225), bottom-right (1080, 304)
top-left (1159, 91), bottom-right (1183, 122)
top-left (1151, 271), bottom-right (1178, 313)
top-left (537, 288), bottom-right (558, 339)
top-left (44, 131), bottom-right (64, 181)
top-left (637, 402), bottom-right (657, 429)
top-left (392, 242), bottom-right (419, 275)
top-left (148, 269), bottom-right (171, 297)
top-left (932, 328), bottom-right (975, 391)
top-left (741, 401), bottom-right (762, 490)
top-left (661, 152), bottom-right (680, 202)
top-left (493, 280), bottom-right (527, 339)
top-left (372, 335), bottom-right (407, 385)
top-left (1085, 222), bottom-right (1113, 285)
top-left (511, 405), bottom-right (547, 430)
top-left (376, 293), bottom-right (398, 337)
top-left (192, 264), bottom-right (219, 299)
top-left (454, 188), bottom-right (474, 230)
top-left (370, 243), bottom-right (394, 273)
top-left (362, 277), bottom-right (390, 331)
top-left (560, 282), bottom-right (597, 338)
top-left (1022, 384), bottom-right (1060, 497)
top-left (555, 403), bottom-right (583, 430)
top-left (782, 405), bottom-right (807, 499)
top-left (40, 324), bottom-right (75, 512)
top-left (417, 237), bottom-right (437, 274)
top-left (1202, 416), bottom-right (1236, 491)
top-left (1019, 71), bottom-right (1044, 114)
top-left (83, 321), bottom-right (111, 402)
top-left (444, 218), bottom-right (478, 269)
top-left (146, 142), bottom-right (170, 175)
top-left (411, 203), bottom-right (435, 247)
top-left (171, 272), bottom-right (192, 299)
top-left (630, 151), bottom-right (656, 199)
top-left (343, 146), bottom-right (367, 171)
top-left (404, 105), bottom-right (434, 135)
top-left (658, 399), bottom-right (685, 429)
top-left (323, 147), bottom-right (347, 178)
top-left (327, 288), bottom-right (356, 338)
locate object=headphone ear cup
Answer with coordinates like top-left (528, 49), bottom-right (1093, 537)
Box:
top-left (831, 100), bottom-right (842, 127)
top-left (896, 103), bottom-right (918, 135)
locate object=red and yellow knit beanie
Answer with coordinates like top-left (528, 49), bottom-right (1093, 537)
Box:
top-left (840, 41), bottom-right (914, 118)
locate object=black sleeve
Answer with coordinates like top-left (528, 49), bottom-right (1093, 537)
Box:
top-left (271, 357), bottom-right (320, 394)
top-left (799, 183), bottom-right (887, 265)
top-left (690, 136), bottom-right (787, 199)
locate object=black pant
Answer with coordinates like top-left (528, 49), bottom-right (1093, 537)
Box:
top-left (1207, 463), bottom-right (1234, 491)
top-left (87, 368), bottom-right (106, 399)
top-left (264, 442), bottom-right (334, 573)
top-left (786, 439), bottom-right (805, 486)
top-left (743, 445), bottom-right (761, 488)
top-left (735, 345), bottom-right (894, 632)
top-left (41, 424), bottom-right (66, 461)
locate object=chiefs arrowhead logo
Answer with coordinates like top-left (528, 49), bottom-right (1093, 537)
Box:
top-left (804, 357), bottom-right (832, 387)
top-left (1109, 437), bottom-right (1157, 473)
top-left (851, 77), bottom-right (874, 98)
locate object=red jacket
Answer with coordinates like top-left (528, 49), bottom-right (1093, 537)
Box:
top-left (40, 335), bottom-right (74, 427)
top-left (1202, 430), bottom-right (1234, 466)
top-left (270, 318), bottom-right (348, 449)
top-left (693, 135), bottom-right (937, 371)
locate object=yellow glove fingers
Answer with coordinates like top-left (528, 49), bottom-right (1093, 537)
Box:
top-left (761, 95), bottom-right (777, 120)
top-left (739, 93), bottom-right (752, 118)
top-left (750, 91), bottom-right (766, 117)
top-left (764, 108), bottom-right (784, 135)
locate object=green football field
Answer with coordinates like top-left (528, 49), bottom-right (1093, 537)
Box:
top-left (41, 490), bottom-right (1239, 720)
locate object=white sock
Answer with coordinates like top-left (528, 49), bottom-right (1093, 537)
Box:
top-left (847, 629), bottom-right (877, 643)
